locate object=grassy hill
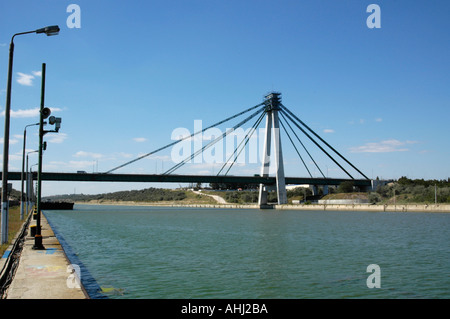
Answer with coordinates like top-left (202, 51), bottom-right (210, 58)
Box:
top-left (43, 187), bottom-right (217, 205)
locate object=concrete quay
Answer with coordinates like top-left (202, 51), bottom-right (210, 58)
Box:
top-left (0, 212), bottom-right (88, 299)
top-left (275, 203), bottom-right (450, 212)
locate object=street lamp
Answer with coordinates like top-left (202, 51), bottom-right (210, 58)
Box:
top-left (26, 150), bottom-right (39, 216)
top-left (1, 25), bottom-right (60, 244)
top-left (34, 63), bottom-right (62, 250)
top-left (35, 26), bottom-right (61, 36)
top-left (29, 164), bottom-right (38, 210)
top-left (20, 123), bottom-right (40, 220)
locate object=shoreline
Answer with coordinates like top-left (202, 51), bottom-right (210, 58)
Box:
top-left (74, 201), bottom-right (450, 213)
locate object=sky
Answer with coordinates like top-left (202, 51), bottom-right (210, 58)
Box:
top-left (0, 0), bottom-right (449, 196)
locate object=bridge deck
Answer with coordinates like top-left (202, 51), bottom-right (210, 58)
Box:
top-left (4, 171), bottom-right (372, 187)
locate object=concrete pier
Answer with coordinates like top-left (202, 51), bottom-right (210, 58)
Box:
top-left (1, 212), bottom-right (88, 299)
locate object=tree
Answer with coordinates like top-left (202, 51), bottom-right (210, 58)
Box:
top-left (337, 181), bottom-right (354, 193)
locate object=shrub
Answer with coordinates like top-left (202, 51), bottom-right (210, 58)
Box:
top-left (337, 181), bottom-right (354, 193)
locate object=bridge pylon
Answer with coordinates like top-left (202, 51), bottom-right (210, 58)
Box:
top-left (258, 92), bottom-right (288, 207)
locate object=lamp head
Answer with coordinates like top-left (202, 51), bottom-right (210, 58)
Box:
top-left (35, 25), bottom-right (60, 36)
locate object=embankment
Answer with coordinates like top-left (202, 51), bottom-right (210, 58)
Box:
top-left (75, 201), bottom-right (450, 212)
top-left (276, 203), bottom-right (450, 212)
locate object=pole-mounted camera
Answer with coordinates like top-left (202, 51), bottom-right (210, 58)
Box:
top-left (48, 116), bottom-right (62, 132)
top-left (42, 109), bottom-right (62, 134)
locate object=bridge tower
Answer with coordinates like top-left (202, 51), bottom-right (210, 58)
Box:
top-left (258, 92), bottom-right (288, 207)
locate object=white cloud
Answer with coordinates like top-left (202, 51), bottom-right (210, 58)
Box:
top-left (350, 139), bottom-right (418, 153)
top-left (133, 137), bottom-right (147, 142)
top-left (0, 106), bottom-right (62, 118)
top-left (0, 43), bottom-right (6, 47)
top-left (375, 118), bottom-right (383, 122)
top-left (46, 160), bottom-right (93, 171)
top-left (118, 152), bottom-right (133, 159)
top-left (9, 154), bottom-right (22, 161)
top-left (47, 107), bottom-right (62, 113)
top-left (323, 129), bottom-right (334, 133)
top-left (15, 71), bottom-right (43, 86)
top-left (74, 151), bottom-right (103, 159)
top-left (46, 133), bottom-right (67, 144)
top-left (0, 137), bottom-right (19, 145)
top-left (148, 155), bottom-right (171, 161)
top-left (10, 108), bottom-right (39, 118)
top-left (68, 161), bottom-right (96, 169)
top-left (16, 72), bottom-right (35, 86)
top-left (348, 119), bottom-right (368, 125)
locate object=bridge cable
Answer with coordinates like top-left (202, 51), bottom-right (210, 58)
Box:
top-left (163, 106), bottom-right (264, 175)
top-left (281, 104), bottom-right (369, 180)
top-left (279, 111), bottom-right (325, 178)
top-left (163, 106), bottom-right (265, 175)
top-left (279, 112), bottom-right (324, 178)
top-left (278, 115), bottom-right (314, 178)
top-left (218, 109), bottom-right (266, 176)
top-left (279, 108), bottom-right (355, 179)
top-left (223, 110), bottom-right (266, 176)
top-left (104, 102), bottom-right (265, 174)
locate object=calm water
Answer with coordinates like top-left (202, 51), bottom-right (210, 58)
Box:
top-left (44, 205), bottom-right (450, 299)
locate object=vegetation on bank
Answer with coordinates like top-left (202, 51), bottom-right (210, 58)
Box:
top-left (369, 177), bottom-right (450, 204)
top-left (43, 187), bottom-right (217, 205)
top-left (44, 187), bottom-right (187, 202)
top-left (206, 177), bottom-right (450, 205)
top-left (321, 192), bottom-right (368, 201)
top-left (0, 206), bottom-right (23, 257)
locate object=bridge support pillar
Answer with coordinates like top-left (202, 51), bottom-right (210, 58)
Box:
top-left (311, 185), bottom-right (319, 196)
top-left (258, 93), bottom-right (287, 207)
top-left (258, 110), bottom-right (272, 206)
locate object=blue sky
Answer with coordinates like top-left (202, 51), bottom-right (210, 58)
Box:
top-left (1, 0), bottom-right (449, 196)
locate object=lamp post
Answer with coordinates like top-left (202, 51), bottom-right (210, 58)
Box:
top-left (33, 63), bottom-right (61, 250)
top-left (26, 150), bottom-right (38, 217)
top-left (1, 25), bottom-right (60, 244)
top-left (29, 164), bottom-right (38, 208)
top-left (20, 123), bottom-right (40, 220)
top-left (33, 63), bottom-right (47, 250)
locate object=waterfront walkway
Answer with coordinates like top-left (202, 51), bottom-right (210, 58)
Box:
top-left (1, 212), bottom-right (88, 299)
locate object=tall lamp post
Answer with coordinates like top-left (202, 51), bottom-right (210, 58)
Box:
top-left (34, 63), bottom-right (48, 250)
top-left (20, 123), bottom-right (40, 220)
top-left (29, 164), bottom-right (38, 208)
top-left (34, 63), bottom-right (62, 250)
top-left (26, 150), bottom-right (39, 216)
top-left (1, 25), bottom-right (59, 244)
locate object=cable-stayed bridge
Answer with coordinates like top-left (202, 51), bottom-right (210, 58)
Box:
top-left (3, 92), bottom-right (372, 207)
